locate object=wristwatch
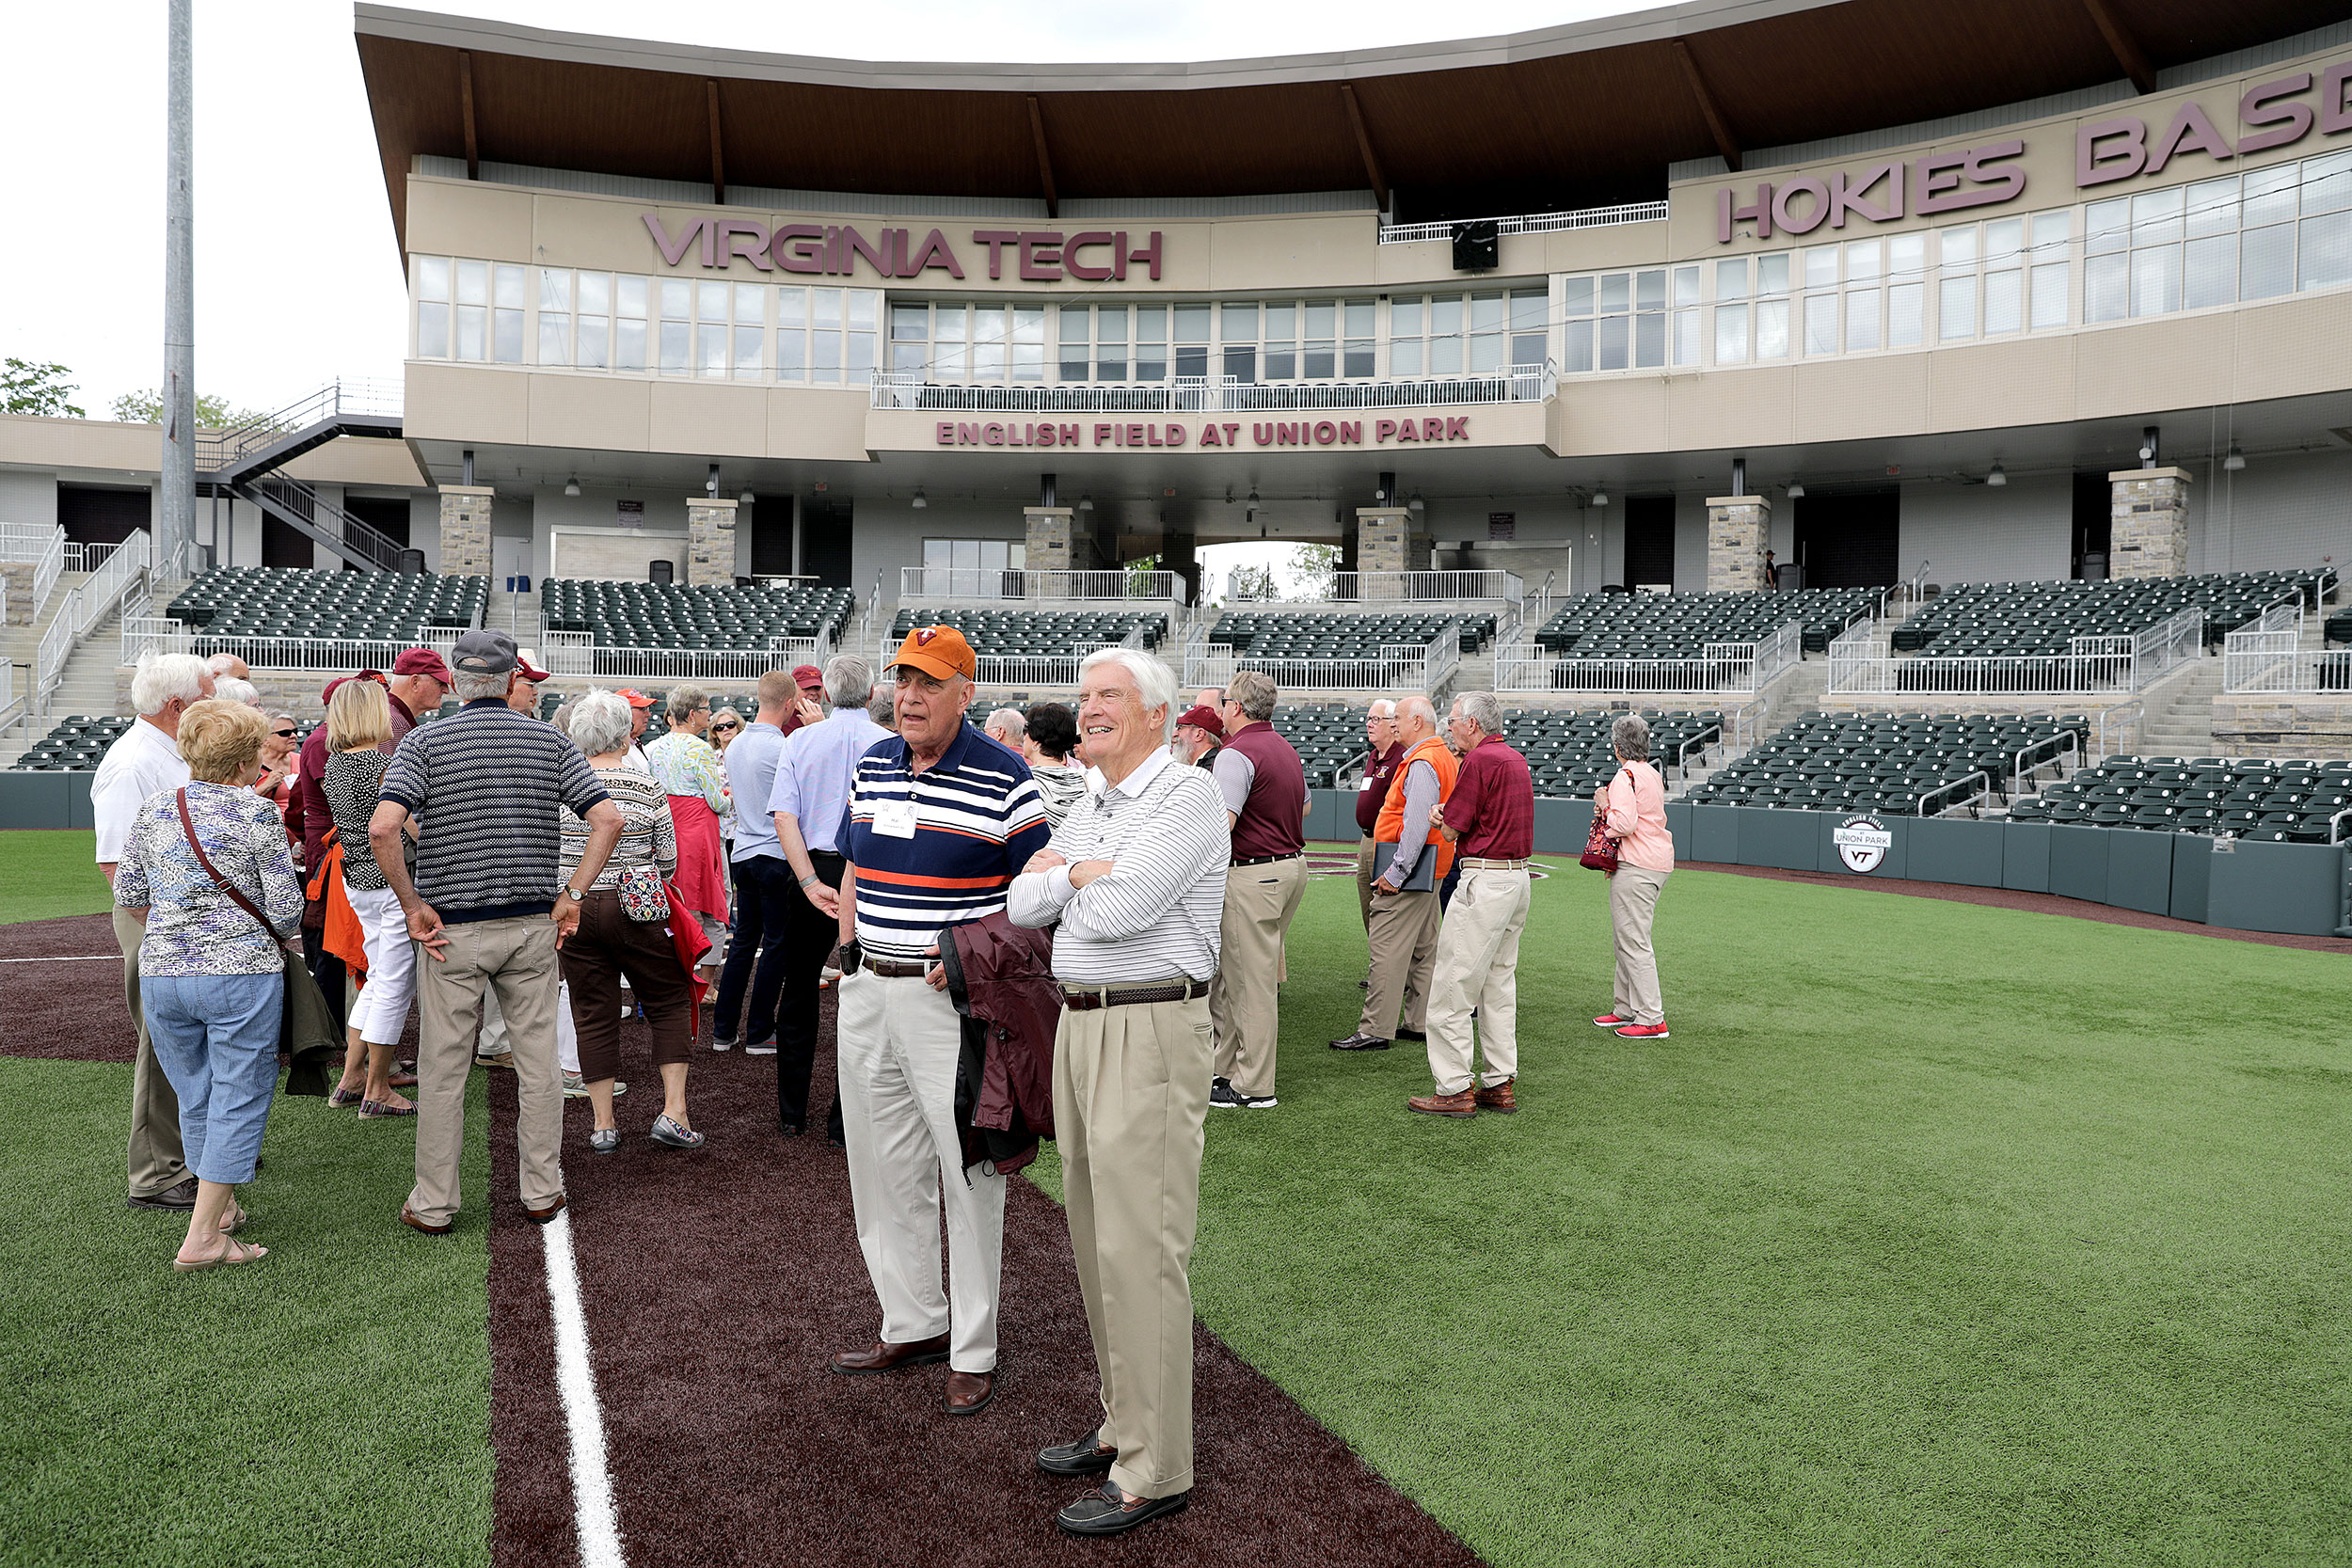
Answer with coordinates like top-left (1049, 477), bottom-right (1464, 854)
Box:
top-left (558, 884), bottom-right (586, 905)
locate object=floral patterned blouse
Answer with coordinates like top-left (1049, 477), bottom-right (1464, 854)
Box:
top-left (113, 781), bottom-right (305, 976)
top-left (643, 729), bottom-right (731, 816)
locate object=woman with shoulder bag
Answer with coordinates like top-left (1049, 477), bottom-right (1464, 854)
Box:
top-left (1592, 713), bottom-right (1676, 1040)
top-left (111, 700), bottom-right (306, 1272)
top-left (559, 691), bottom-right (704, 1153)
top-left (322, 678), bottom-right (421, 1117)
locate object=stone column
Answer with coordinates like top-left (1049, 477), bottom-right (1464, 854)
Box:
top-left (2107, 467), bottom-right (2192, 579)
top-left (1025, 506), bottom-right (1075, 574)
top-left (1705, 495), bottom-right (1771, 594)
top-left (437, 484), bottom-right (493, 577)
top-left (686, 497), bottom-right (737, 587)
top-left (1356, 507), bottom-right (1411, 597)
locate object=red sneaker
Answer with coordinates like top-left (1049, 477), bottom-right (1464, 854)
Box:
top-left (1614, 1022), bottom-right (1670, 1039)
top-left (1593, 1013), bottom-right (1636, 1028)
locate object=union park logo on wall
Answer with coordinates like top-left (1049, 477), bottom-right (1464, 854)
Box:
top-left (1833, 815), bottom-right (1893, 874)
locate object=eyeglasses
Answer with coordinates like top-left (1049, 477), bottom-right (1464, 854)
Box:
top-left (711, 721), bottom-right (739, 732)
top-left (270, 729), bottom-right (298, 739)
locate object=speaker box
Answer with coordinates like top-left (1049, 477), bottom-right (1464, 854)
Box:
top-left (1451, 219), bottom-right (1499, 271)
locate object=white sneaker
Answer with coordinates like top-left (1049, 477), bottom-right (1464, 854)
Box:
top-left (562, 1071), bottom-right (626, 1099)
top-left (744, 1040), bottom-right (778, 1056)
top-left (711, 1037), bottom-right (736, 1053)
top-left (820, 965), bottom-right (842, 981)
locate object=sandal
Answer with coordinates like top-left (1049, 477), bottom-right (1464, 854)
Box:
top-left (359, 1098), bottom-right (418, 1119)
top-left (327, 1085), bottom-right (366, 1109)
top-left (174, 1235), bottom-right (269, 1274)
top-left (219, 1203), bottom-right (248, 1233)
top-left (389, 1069), bottom-right (419, 1088)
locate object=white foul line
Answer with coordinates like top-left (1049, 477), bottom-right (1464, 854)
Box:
top-left (0, 954), bottom-right (122, 962)
top-left (542, 1208), bottom-right (627, 1568)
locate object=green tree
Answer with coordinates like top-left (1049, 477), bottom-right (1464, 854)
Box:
top-left (1225, 563), bottom-right (1279, 603)
top-left (1286, 542), bottom-right (1341, 598)
top-left (1, 358), bottom-right (86, 419)
top-left (108, 388), bottom-right (272, 430)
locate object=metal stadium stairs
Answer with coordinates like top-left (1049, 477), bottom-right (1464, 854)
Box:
top-left (198, 381), bottom-right (405, 572)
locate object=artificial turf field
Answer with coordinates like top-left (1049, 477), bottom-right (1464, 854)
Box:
top-left (5, 829), bottom-right (2347, 1568)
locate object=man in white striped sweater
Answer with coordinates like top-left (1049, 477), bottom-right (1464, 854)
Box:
top-left (1009, 646), bottom-right (1229, 1538)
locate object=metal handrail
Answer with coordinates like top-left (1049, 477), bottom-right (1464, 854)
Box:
top-left (2095, 700), bottom-right (2142, 760)
top-left (1324, 570), bottom-right (1523, 605)
top-left (897, 567), bottom-right (1183, 605)
top-left (1376, 200), bottom-right (1669, 245)
top-left (1919, 769), bottom-right (1993, 819)
top-left (2009, 732), bottom-right (2078, 799)
top-left (194, 377), bottom-right (404, 471)
top-left (244, 476), bottom-right (404, 573)
top-left (873, 366), bottom-right (1553, 414)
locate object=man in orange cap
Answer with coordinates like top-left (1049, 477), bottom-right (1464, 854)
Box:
top-left (828, 624), bottom-right (1050, 1418)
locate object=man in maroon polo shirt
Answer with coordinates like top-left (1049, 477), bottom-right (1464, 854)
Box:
top-left (1206, 671), bottom-right (1308, 1110)
top-left (1408, 691), bottom-right (1535, 1119)
top-left (1352, 699), bottom-right (1402, 934)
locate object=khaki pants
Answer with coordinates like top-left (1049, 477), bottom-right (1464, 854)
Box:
top-left (1359, 886), bottom-right (1440, 1040)
top-left (1424, 866), bottom-right (1533, 1093)
top-left (118, 908), bottom-right (188, 1199)
top-left (834, 969), bottom-right (1005, 1373)
top-left (1056, 992), bottom-right (1212, 1501)
top-left (1609, 864), bottom-right (1670, 1026)
top-left (1209, 856), bottom-right (1308, 1099)
top-left (1354, 835), bottom-right (1380, 929)
top-left (408, 915), bottom-right (564, 1227)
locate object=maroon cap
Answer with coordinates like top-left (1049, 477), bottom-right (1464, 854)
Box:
top-left (321, 669), bottom-right (387, 704)
top-left (392, 646), bottom-right (454, 684)
top-left (515, 649), bottom-right (552, 682)
top-left (792, 664), bottom-right (825, 689)
top-left (1175, 705), bottom-right (1225, 739)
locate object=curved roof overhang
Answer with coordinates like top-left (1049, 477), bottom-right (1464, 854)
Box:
top-left (357, 0), bottom-right (2343, 247)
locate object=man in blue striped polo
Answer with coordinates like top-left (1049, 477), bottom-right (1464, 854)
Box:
top-left (827, 625), bottom-right (1050, 1419)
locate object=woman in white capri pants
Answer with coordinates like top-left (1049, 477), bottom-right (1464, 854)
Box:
top-left (322, 679), bottom-right (421, 1117)
top-left (1594, 713), bottom-right (1675, 1040)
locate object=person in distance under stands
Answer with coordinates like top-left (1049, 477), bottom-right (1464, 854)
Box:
top-left (1408, 692), bottom-right (1536, 1118)
top-left (1009, 647), bottom-right (1229, 1537)
top-left (829, 626), bottom-right (1049, 1418)
top-left (1331, 694), bottom-right (1455, 1053)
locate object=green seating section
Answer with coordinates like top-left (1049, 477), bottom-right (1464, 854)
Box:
top-left (542, 579), bottom-right (852, 650)
top-left (2324, 608), bottom-right (2352, 646)
top-left (1892, 571), bottom-right (2324, 657)
top-left (1212, 609), bottom-right (1492, 657)
top-left (2012, 755), bottom-right (2352, 840)
top-left (168, 566), bottom-right (486, 640)
top-left (1684, 712), bottom-right (2087, 816)
top-left (889, 607), bottom-right (1168, 655)
top-left (10, 713), bottom-right (320, 770)
top-left (1534, 588), bottom-right (1876, 657)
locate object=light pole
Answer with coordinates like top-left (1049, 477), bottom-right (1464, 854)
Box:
top-left (161, 0), bottom-right (195, 574)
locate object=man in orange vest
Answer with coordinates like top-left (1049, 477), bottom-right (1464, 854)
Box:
top-left (1330, 694), bottom-right (1456, 1053)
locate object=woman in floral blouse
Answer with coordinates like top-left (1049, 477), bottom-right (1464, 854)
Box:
top-left (114, 699), bottom-right (305, 1272)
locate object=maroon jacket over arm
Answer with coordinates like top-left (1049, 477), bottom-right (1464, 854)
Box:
top-left (943, 911), bottom-right (1061, 1175)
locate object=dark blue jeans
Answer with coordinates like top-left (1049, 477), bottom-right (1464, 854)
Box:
top-left (714, 854), bottom-right (795, 1047)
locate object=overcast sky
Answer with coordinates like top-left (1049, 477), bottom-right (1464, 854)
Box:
top-left (2, 1), bottom-right (1650, 420)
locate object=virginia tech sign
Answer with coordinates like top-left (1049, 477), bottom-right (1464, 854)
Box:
top-left (644, 214), bottom-right (1164, 281)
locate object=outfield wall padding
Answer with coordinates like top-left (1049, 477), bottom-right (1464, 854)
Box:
top-left (1908, 816), bottom-right (2006, 889)
top-left (2168, 832), bottom-right (2212, 925)
top-left (2049, 826), bottom-right (2111, 906)
top-left (0, 770), bottom-right (92, 832)
top-left (1812, 809), bottom-right (1909, 879)
top-left (2106, 829), bottom-right (2174, 916)
top-left (2002, 821), bottom-right (2053, 893)
top-left (1741, 808), bottom-right (1820, 873)
top-left (2206, 840), bottom-right (2347, 936)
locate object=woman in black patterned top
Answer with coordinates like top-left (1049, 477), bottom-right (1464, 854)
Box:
top-left (557, 690), bottom-right (702, 1154)
top-left (322, 679), bottom-right (420, 1117)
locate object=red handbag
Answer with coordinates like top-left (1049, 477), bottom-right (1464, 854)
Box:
top-left (1581, 769), bottom-right (1622, 872)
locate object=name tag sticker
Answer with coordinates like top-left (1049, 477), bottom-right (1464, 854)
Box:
top-left (873, 800), bottom-right (918, 839)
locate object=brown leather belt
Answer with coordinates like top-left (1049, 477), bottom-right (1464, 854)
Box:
top-left (863, 957), bottom-right (934, 979)
top-left (1460, 857), bottom-right (1532, 870)
top-left (1232, 851), bottom-right (1301, 867)
top-left (1060, 978), bottom-right (1211, 1011)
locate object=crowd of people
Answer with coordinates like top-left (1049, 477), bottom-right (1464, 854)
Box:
top-left (91, 621), bottom-right (1677, 1533)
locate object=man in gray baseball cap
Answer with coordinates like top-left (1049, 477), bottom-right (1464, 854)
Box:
top-left (369, 625), bottom-right (625, 1236)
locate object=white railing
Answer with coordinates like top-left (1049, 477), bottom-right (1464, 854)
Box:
top-left (34, 591), bottom-right (78, 705)
top-left (2130, 607), bottom-right (2203, 687)
top-left (119, 616), bottom-right (192, 663)
top-left (0, 521), bottom-right (60, 562)
top-left (0, 656), bottom-right (16, 731)
top-left (1425, 628), bottom-right (1461, 694)
top-left (872, 366), bottom-right (1553, 414)
top-left (529, 634), bottom-right (817, 685)
top-left (2224, 647), bottom-right (2352, 694)
top-left (2229, 598), bottom-right (2303, 644)
top-left (117, 625), bottom-right (469, 675)
top-left (61, 540), bottom-right (122, 573)
top-left (75, 531), bottom-right (148, 638)
top-left (1377, 200), bottom-right (1669, 245)
top-left (1500, 621), bottom-right (1801, 696)
top-left (1829, 642), bottom-right (2133, 696)
top-left (2095, 700), bottom-right (2141, 760)
top-left (23, 527), bottom-right (67, 625)
top-left (1322, 570), bottom-right (1524, 606)
top-left (1187, 641), bottom-right (1445, 694)
top-left (968, 652), bottom-right (1099, 688)
top-left (898, 567), bottom-right (1184, 605)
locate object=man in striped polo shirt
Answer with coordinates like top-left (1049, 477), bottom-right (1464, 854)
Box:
top-left (828, 625), bottom-right (1049, 1418)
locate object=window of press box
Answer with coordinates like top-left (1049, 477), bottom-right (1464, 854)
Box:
top-left (886, 301), bottom-right (1044, 381)
top-left (1391, 290), bottom-right (1545, 376)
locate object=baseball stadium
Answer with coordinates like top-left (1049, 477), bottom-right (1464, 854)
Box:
top-left (3, 2), bottom-right (2350, 1565)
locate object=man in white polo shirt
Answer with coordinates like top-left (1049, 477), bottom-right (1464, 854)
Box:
top-left (94, 652), bottom-right (214, 1212)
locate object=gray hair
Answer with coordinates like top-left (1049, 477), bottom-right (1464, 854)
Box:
top-left (1612, 713), bottom-right (1652, 761)
top-left (867, 693), bottom-right (897, 729)
top-left (265, 709), bottom-right (297, 731)
top-left (1079, 647), bottom-right (1179, 740)
top-left (1227, 670), bottom-right (1278, 723)
top-left (213, 676), bottom-right (262, 708)
top-left (204, 652), bottom-right (247, 678)
top-left (130, 652), bottom-right (210, 715)
top-left (1395, 693), bottom-right (1438, 731)
top-left (665, 685), bottom-right (707, 722)
top-left (985, 706), bottom-right (1027, 741)
top-left (824, 653), bottom-right (871, 708)
top-left (451, 669), bottom-right (510, 704)
top-left (549, 700), bottom-right (576, 737)
top-left (570, 690), bottom-right (634, 757)
top-left (1455, 691), bottom-right (1503, 735)
top-left (1367, 698), bottom-right (1396, 720)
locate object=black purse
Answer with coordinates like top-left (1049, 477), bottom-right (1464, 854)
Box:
top-left (174, 789), bottom-right (340, 1096)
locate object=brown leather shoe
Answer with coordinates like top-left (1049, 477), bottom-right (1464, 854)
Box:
top-left (1472, 1078), bottom-right (1518, 1113)
top-left (829, 1332), bottom-right (951, 1375)
top-left (945, 1369), bottom-right (995, 1416)
top-left (1407, 1089), bottom-right (1478, 1118)
top-left (400, 1205), bottom-right (453, 1236)
top-left (524, 1194), bottom-right (568, 1225)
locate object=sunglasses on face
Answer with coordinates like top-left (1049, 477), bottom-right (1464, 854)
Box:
top-left (270, 729), bottom-right (298, 739)
top-left (712, 721), bottom-right (739, 732)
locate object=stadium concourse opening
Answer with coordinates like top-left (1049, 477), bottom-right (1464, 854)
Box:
top-left (7, 0), bottom-right (2352, 1563)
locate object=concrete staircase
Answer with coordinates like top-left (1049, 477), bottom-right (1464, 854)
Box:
top-left (0, 570), bottom-right (98, 768)
top-left (2133, 657), bottom-right (2225, 758)
top-left (486, 587), bottom-right (544, 646)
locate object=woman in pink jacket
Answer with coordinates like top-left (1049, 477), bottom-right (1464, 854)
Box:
top-left (1593, 714), bottom-right (1674, 1039)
